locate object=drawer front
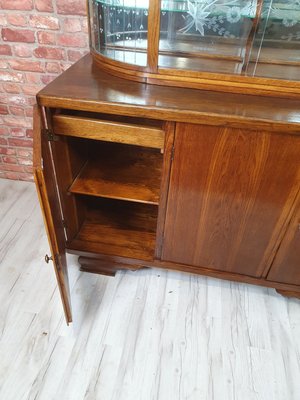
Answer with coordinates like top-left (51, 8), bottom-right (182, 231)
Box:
top-left (52, 114), bottom-right (165, 149)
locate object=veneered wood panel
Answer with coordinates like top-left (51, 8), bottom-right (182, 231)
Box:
top-left (69, 143), bottom-right (163, 205)
top-left (52, 114), bottom-right (165, 149)
top-left (267, 196), bottom-right (300, 285)
top-left (33, 105), bottom-right (72, 323)
top-left (162, 123), bottom-right (300, 277)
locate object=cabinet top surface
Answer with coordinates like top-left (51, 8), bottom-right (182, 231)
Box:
top-left (37, 54), bottom-right (300, 132)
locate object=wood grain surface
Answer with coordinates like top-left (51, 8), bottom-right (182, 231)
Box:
top-left (0, 179), bottom-right (300, 400)
top-left (69, 143), bottom-right (163, 205)
top-left (162, 123), bottom-right (300, 277)
top-left (37, 55), bottom-right (300, 133)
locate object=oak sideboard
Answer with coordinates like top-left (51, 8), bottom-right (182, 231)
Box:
top-left (34, 54), bottom-right (300, 323)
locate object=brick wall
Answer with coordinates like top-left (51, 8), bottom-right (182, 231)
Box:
top-left (0, 0), bottom-right (89, 181)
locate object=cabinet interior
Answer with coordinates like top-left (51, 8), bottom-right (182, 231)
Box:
top-left (56, 135), bottom-right (163, 261)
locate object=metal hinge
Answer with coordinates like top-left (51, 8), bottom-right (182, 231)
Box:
top-left (43, 128), bottom-right (59, 142)
top-left (171, 145), bottom-right (175, 161)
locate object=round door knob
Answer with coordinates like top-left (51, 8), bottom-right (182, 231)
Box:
top-left (45, 254), bottom-right (53, 264)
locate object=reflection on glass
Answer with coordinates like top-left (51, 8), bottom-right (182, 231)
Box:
top-left (89, 0), bottom-right (150, 66)
top-left (89, 0), bottom-right (300, 81)
top-left (159, 0), bottom-right (300, 80)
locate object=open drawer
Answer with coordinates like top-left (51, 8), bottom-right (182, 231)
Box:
top-left (52, 110), bottom-right (165, 150)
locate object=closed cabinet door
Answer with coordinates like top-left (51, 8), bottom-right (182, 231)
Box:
top-left (267, 200), bottom-right (300, 286)
top-left (162, 123), bottom-right (300, 278)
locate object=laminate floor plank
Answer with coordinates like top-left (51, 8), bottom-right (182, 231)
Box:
top-left (0, 179), bottom-right (300, 400)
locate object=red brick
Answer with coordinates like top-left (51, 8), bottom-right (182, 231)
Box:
top-left (18, 172), bottom-right (34, 181)
top-left (10, 127), bottom-right (25, 137)
top-left (7, 14), bottom-right (27, 26)
top-left (18, 157), bottom-right (32, 166)
top-left (3, 83), bottom-right (21, 93)
top-left (2, 156), bottom-right (17, 164)
top-left (0, 0), bottom-right (33, 10)
top-left (9, 106), bottom-right (25, 116)
top-left (81, 19), bottom-right (88, 33)
top-left (57, 33), bottom-right (86, 48)
top-left (2, 28), bottom-right (35, 43)
top-left (7, 94), bottom-right (26, 105)
top-left (0, 105), bottom-right (8, 114)
top-left (37, 31), bottom-right (56, 45)
top-left (0, 163), bottom-right (25, 172)
top-left (34, 46), bottom-right (64, 60)
top-left (0, 93), bottom-right (7, 104)
top-left (25, 107), bottom-right (33, 117)
top-left (17, 149), bottom-right (32, 157)
top-left (29, 15), bottom-right (59, 30)
top-left (10, 60), bottom-right (43, 72)
top-left (4, 116), bottom-right (32, 128)
top-left (45, 62), bottom-right (60, 73)
top-left (0, 127), bottom-right (8, 136)
top-left (35, 0), bottom-right (53, 12)
top-left (8, 137), bottom-right (32, 147)
top-left (63, 18), bottom-right (82, 33)
top-left (0, 71), bottom-right (24, 82)
top-left (26, 129), bottom-right (33, 138)
top-left (0, 44), bottom-right (12, 55)
top-left (0, 138), bottom-right (7, 145)
top-left (0, 14), bottom-right (7, 26)
top-left (67, 49), bottom-right (84, 62)
top-left (57, 0), bottom-right (86, 16)
top-left (26, 96), bottom-right (36, 106)
top-left (25, 73), bottom-right (41, 84)
top-left (13, 44), bottom-right (32, 58)
top-left (0, 147), bottom-right (15, 155)
top-left (23, 165), bottom-right (33, 173)
top-left (0, 61), bottom-right (8, 69)
top-left (22, 84), bottom-right (42, 95)
top-left (40, 74), bottom-right (55, 85)
top-left (3, 171), bottom-right (25, 180)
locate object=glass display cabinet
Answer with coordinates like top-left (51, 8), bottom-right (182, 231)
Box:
top-left (88, 0), bottom-right (300, 96)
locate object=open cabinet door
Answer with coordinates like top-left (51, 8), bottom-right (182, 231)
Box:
top-left (33, 104), bottom-right (72, 323)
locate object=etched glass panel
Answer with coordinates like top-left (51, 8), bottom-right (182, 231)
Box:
top-left (89, 0), bottom-right (149, 66)
top-left (159, 0), bottom-right (257, 74)
top-left (158, 1), bottom-right (300, 81)
top-left (248, 1), bottom-right (300, 80)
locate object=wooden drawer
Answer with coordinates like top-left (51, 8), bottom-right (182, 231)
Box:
top-left (52, 113), bottom-right (165, 149)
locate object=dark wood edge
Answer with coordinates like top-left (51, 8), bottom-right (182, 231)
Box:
top-left (37, 94), bottom-right (300, 135)
top-left (33, 104), bottom-right (42, 169)
top-left (35, 169), bottom-right (72, 324)
top-left (78, 256), bottom-right (146, 276)
top-left (90, 51), bottom-right (300, 99)
top-left (147, 0), bottom-right (161, 73)
top-left (155, 121), bottom-right (175, 259)
top-left (68, 249), bottom-right (300, 297)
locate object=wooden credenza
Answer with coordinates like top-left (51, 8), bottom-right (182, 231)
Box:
top-left (34, 55), bottom-right (300, 323)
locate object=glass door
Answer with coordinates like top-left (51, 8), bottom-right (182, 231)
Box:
top-left (158, 1), bottom-right (300, 81)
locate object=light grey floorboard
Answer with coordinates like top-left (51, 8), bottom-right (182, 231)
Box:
top-left (0, 178), bottom-right (300, 400)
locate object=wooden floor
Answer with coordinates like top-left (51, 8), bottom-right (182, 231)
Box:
top-left (0, 178), bottom-right (300, 400)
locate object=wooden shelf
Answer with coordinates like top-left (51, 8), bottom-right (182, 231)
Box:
top-left (68, 198), bottom-right (158, 260)
top-left (69, 143), bottom-right (163, 205)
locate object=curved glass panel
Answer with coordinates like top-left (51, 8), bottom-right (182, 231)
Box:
top-left (88, 0), bottom-right (300, 81)
top-left (89, 0), bottom-right (149, 66)
top-left (159, 0), bottom-right (300, 81)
